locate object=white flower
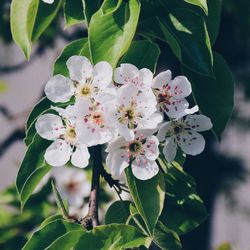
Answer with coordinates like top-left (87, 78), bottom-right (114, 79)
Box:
top-left (114, 63), bottom-right (153, 90)
top-left (106, 130), bottom-right (160, 180)
top-left (152, 70), bottom-right (193, 118)
top-left (52, 166), bottom-right (90, 208)
top-left (44, 56), bottom-right (112, 103)
top-left (42, 0), bottom-right (54, 4)
top-left (157, 114), bottom-right (213, 163)
top-left (35, 106), bottom-right (90, 168)
top-left (102, 84), bottom-right (162, 141)
top-left (75, 99), bottom-right (117, 146)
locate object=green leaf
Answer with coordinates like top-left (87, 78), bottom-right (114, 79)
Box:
top-left (82, 0), bottom-right (100, 26)
top-left (119, 40), bottom-right (161, 73)
top-left (206, 0), bottom-right (221, 45)
top-left (153, 221), bottom-right (182, 250)
top-left (159, 161), bottom-right (207, 235)
top-left (88, 0), bottom-right (140, 67)
top-left (32, 0), bottom-right (63, 42)
top-left (64, 0), bottom-right (85, 28)
top-left (16, 134), bottom-right (52, 210)
top-left (182, 52), bottom-right (234, 138)
top-left (125, 168), bottom-right (165, 234)
top-left (40, 214), bottom-right (63, 228)
top-left (105, 200), bottom-right (131, 224)
top-left (11, 0), bottom-right (62, 59)
top-left (184, 0), bottom-right (208, 15)
top-left (53, 38), bottom-right (90, 76)
top-left (139, 9), bottom-right (213, 77)
top-left (22, 219), bottom-right (83, 250)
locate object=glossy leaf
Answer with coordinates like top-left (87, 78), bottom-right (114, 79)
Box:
top-left (139, 9), bottom-right (213, 77)
top-left (82, 0), bottom-right (100, 26)
top-left (64, 0), bottom-right (85, 28)
top-left (22, 219), bottom-right (83, 250)
top-left (182, 52), bottom-right (234, 138)
top-left (119, 40), bottom-right (161, 73)
top-left (53, 38), bottom-right (90, 76)
top-left (47, 224), bottom-right (150, 250)
top-left (88, 0), bottom-right (140, 67)
top-left (16, 134), bottom-right (52, 209)
top-left (153, 221), bottom-right (182, 250)
top-left (159, 161), bottom-right (207, 235)
top-left (11, 0), bottom-right (62, 59)
top-left (184, 0), bottom-right (208, 14)
top-left (105, 200), bottom-right (131, 224)
top-left (125, 168), bottom-right (165, 234)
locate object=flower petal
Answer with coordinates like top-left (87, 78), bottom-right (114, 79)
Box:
top-left (163, 137), bottom-right (177, 163)
top-left (138, 112), bottom-right (163, 130)
top-left (139, 68), bottom-right (153, 89)
top-left (116, 123), bottom-right (134, 141)
top-left (44, 139), bottom-right (72, 167)
top-left (132, 157), bottom-right (159, 180)
top-left (35, 114), bottom-right (64, 140)
top-left (66, 56), bottom-right (93, 83)
top-left (92, 61), bottom-right (113, 88)
top-left (143, 136), bottom-right (159, 161)
top-left (164, 98), bottom-right (189, 119)
top-left (42, 0), bottom-right (54, 4)
top-left (178, 131), bottom-right (205, 155)
top-left (71, 144), bottom-right (90, 168)
top-left (157, 122), bottom-right (172, 142)
top-left (185, 114), bottom-right (213, 132)
top-left (44, 75), bottom-right (74, 103)
top-left (152, 70), bottom-right (172, 89)
top-left (114, 63), bottom-right (139, 85)
top-left (169, 76), bottom-right (192, 99)
top-left (106, 150), bottom-right (129, 177)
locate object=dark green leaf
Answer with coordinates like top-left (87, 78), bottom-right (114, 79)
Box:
top-left (184, 0), bottom-right (208, 14)
top-left (16, 134), bottom-right (52, 209)
top-left (153, 221), bottom-right (182, 250)
top-left (22, 219), bottom-right (83, 250)
top-left (53, 38), bottom-right (90, 76)
top-left (88, 0), bottom-right (140, 67)
top-left (182, 52), bottom-right (234, 138)
top-left (125, 168), bottom-right (165, 234)
top-left (105, 200), bottom-right (131, 224)
top-left (139, 9), bottom-right (213, 77)
top-left (64, 0), bottom-right (85, 28)
top-left (120, 40), bottom-right (161, 73)
top-left (82, 0), bottom-right (100, 26)
top-left (159, 161), bottom-right (207, 235)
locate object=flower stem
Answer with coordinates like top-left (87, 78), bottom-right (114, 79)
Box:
top-left (82, 145), bottom-right (102, 229)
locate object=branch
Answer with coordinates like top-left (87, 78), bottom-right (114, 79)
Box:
top-left (81, 145), bottom-right (102, 229)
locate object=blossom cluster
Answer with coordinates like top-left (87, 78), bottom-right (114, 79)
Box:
top-left (35, 56), bottom-right (212, 180)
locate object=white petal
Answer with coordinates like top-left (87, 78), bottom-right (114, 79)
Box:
top-left (42, 0), bottom-right (54, 4)
top-left (114, 64), bottom-right (139, 85)
top-left (163, 137), bottom-right (177, 163)
top-left (66, 56), bottom-right (93, 82)
top-left (117, 84), bottom-right (138, 105)
top-left (44, 75), bottom-right (74, 103)
top-left (132, 157), bottom-right (159, 180)
top-left (164, 98), bottom-right (189, 119)
top-left (139, 68), bottom-right (153, 89)
top-left (144, 136), bottom-right (159, 161)
top-left (106, 136), bottom-right (126, 153)
top-left (152, 70), bottom-right (172, 89)
top-left (185, 114), bottom-right (213, 132)
top-left (44, 139), bottom-right (72, 167)
top-left (116, 123), bottom-right (134, 141)
top-left (138, 112), bottom-right (163, 130)
top-left (35, 114), bottom-right (64, 140)
top-left (169, 76), bottom-right (192, 99)
top-left (92, 61), bottom-right (113, 88)
top-left (178, 131), bottom-right (205, 155)
top-left (106, 150), bottom-right (129, 177)
top-left (71, 145), bottom-right (90, 168)
top-left (157, 122), bottom-right (172, 142)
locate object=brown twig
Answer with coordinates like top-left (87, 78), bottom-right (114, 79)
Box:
top-left (81, 146), bottom-right (102, 229)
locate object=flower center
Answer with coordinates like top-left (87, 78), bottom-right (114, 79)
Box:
top-left (129, 141), bottom-right (142, 153)
top-left (80, 84), bottom-right (92, 97)
top-left (65, 127), bottom-right (76, 143)
top-left (66, 181), bottom-right (79, 193)
top-left (90, 112), bottom-right (104, 126)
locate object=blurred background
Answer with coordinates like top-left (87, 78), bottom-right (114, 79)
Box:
top-left (0, 0), bottom-right (250, 249)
